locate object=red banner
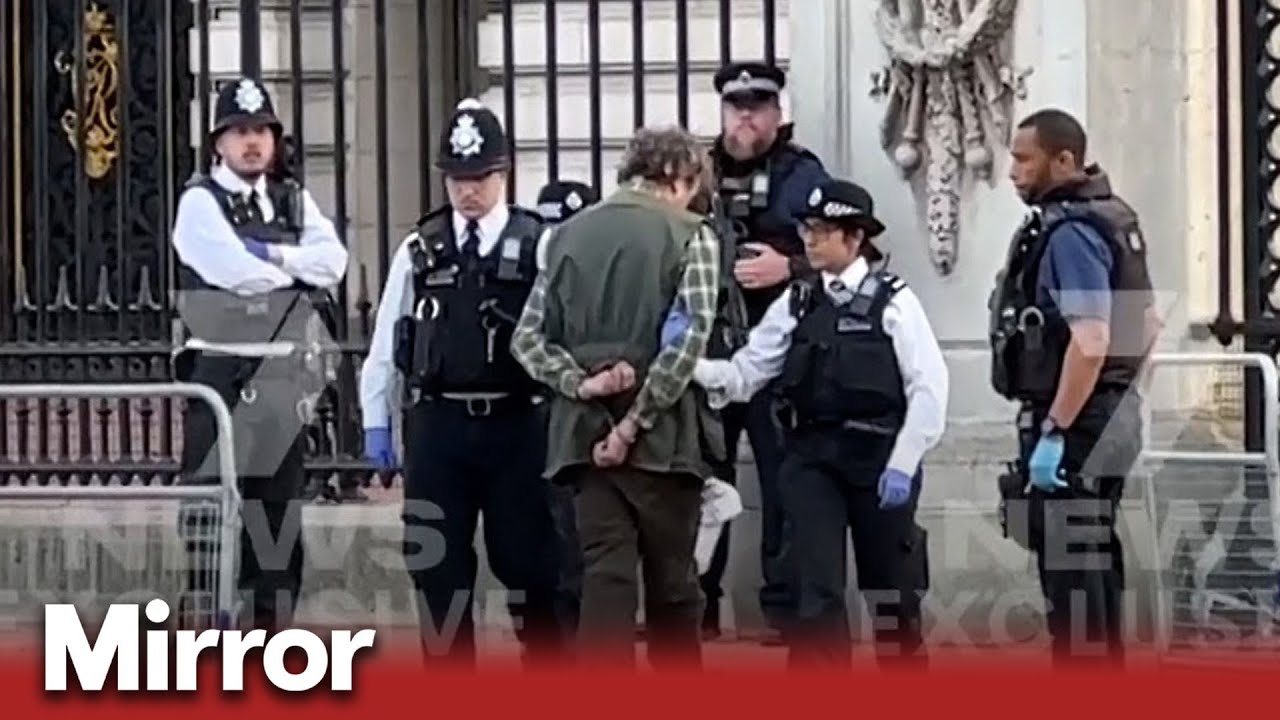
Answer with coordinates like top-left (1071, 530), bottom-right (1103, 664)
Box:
top-left (13, 643), bottom-right (1280, 717)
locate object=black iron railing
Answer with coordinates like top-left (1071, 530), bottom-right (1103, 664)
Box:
top-left (1202, 0), bottom-right (1279, 455)
top-left (1, 0), bottom-right (783, 498)
top-left (0, 0), bottom-right (194, 485)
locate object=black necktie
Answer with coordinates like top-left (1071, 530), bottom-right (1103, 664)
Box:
top-left (244, 190), bottom-right (265, 223)
top-left (461, 219), bottom-right (481, 268)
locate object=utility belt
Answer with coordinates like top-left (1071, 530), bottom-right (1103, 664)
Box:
top-left (997, 401), bottom-right (1122, 550)
top-left (417, 391), bottom-right (537, 418)
top-left (777, 404), bottom-right (900, 438)
top-left (174, 340), bottom-right (327, 405)
top-left (997, 458), bottom-right (1110, 552)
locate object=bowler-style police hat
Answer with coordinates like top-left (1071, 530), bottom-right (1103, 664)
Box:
top-left (536, 181), bottom-right (598, 223)
top-left (713, 62), bottom-right (786, 105)
top-left (211, 77), bottom-right (282, 140)
top-left (799, 179), bottom-right (887, 261)
top-left (798, 180), bottom-right (886, 236)
top-left (436, 98), bottom-right (510, 178)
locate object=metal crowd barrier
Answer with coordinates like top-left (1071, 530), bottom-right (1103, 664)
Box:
top-left (0, 383), bottom-right (239, 629)
top-left (1136, 353), bottom-right (1279, 665)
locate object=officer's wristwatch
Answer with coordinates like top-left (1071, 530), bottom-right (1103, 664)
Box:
top-left (1040, 417), bottom-right (1065, 438)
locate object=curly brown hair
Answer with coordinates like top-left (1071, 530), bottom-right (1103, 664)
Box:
top-left (616, 126), bottom-right (710, 191)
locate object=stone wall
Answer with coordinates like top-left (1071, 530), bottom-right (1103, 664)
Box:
top-left (789, 0), bottom-right (1232, 425)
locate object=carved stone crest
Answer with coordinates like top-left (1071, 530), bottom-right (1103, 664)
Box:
top-left (871, 0), bottom-right (1029, 275)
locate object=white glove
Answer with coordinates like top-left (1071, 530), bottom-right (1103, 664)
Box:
top-left (694, 477), bottom-right (743, 575)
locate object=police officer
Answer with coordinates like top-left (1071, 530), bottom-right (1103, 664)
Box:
top-left (532, 178), bottom-right (599, 637)
top-left (990, 109), bottom-right (1158, 665)
top-left (358, 98), bottom-right (561, 666)
top-left (535, 180), bottom-right (598, 226)
top-left (172, 76), bottom-right (349, 631)
top-left (701, 60), bottom-right (831, 641)
top-left (693, 179), bottom-right (947, 668)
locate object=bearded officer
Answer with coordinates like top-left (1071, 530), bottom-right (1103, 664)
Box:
top-left (172, 76), bottom-right (349, 631)
top-left (532, 178), bottom-right (599, 637)
top-left (990, 109), bottom-right (1160, 665)
top-left (693, 179), bottom-right (947, 668)
top-left (359, 98), bottom-right (562, 666)
top-left (702, 61), bottom-right (831, 641)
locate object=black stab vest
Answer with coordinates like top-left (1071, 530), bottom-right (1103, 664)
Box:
top-left (398, 205), bottom-right (545, 396)
top-left (175, 175), bottom-right (315, 346)
top-left (778, 270), bottom-right (908, 438)
top-left (988, 177), bottom-right (1153, 406)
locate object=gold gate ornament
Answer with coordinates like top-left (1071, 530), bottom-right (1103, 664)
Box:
top-left (54, 3), bottom-right (120, 180)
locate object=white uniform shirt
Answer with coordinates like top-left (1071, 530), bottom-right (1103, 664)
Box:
top-left (693, 256), bottom-right (949, 477)
top-left (170, 163), bottom-right (349, 355)
top-left (171, 163), bottom-right (348, 295)
top-left (360, 203), bottom-right (541, 429)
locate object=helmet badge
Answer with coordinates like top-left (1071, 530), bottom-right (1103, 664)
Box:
top-left (234, 79), bottom-right (265, 114)
top-left (449, 115), bottom-right (484, 158)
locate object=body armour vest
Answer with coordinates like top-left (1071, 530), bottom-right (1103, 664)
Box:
top-left (400, 205), bottom-right (544, 396)
top-left (778, 269), bottom-right (908, 437)
top-left (175, 175), bottom-right (313, 346)
top-left (988, 168), bottom-right (1154, 406)
top-left (714, 126), bottom-right (820, 324)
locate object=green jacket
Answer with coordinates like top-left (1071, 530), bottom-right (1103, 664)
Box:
top-left (541, 188), bottom-right (711, 480)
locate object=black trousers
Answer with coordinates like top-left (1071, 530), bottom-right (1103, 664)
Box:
top-left (573, 465), bottom-right (705, 670)
top-left (1018, 389), bottom-right (1140, 666)
top-left (401, 397), bottom-right (562, 667)
top-left (700, 387), bottom-right (793, 630)
top-left (779, 432), bottom-right (929, 669)
top-left (180, 354), bottom-right (308, 632)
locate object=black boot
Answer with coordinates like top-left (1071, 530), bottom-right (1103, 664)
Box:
top-left (701, 599), bottom-right (721, 641)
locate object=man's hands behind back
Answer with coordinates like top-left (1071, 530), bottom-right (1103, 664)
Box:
top-left (577, 361), bottom-right (636, 400)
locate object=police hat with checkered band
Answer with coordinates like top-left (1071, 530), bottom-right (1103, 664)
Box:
top-left (435, 98), bottom-right (510, 178)
top-left (713, 62), bottom-right (786, 105)
top-left (798, 179), bottom-right (886, 238)
top-left (535, 180), bottom-right (598, 223)
top-left (211, 76), bottom-right (282, 139)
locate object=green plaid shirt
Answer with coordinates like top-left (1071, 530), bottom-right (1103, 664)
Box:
top-left (512, 223), bottom-right (721, 429)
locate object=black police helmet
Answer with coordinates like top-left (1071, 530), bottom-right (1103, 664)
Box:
top-left (436, 98), bottom-right (510, 178)
top-left (797, 179), bottom-right (887, 259)
top-left (211, 77), bottom-right (283, 140)
top-left (536, 181), bottom-right (598, 223)
top-left (713, 62), bottom-right (786, 105)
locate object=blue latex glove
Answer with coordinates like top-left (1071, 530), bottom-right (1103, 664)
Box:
top-left (242, 238), bottom-right (272, 262)
top-left (363, 426), bottom-right (397, 470)
top-left (878, 468), bottom-right (912, 509)
top-left (1028, 433), bottom-right (1069, 492)
top-left (660, 299), bottom-right (691, 349)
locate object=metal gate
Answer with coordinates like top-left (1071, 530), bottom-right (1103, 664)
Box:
top-left (0, 0), bottom-right (786, 499)
top-left (0, 382), bottom-right (239, 630)
top-left (1139, 353), bottom-right (1280, 664)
